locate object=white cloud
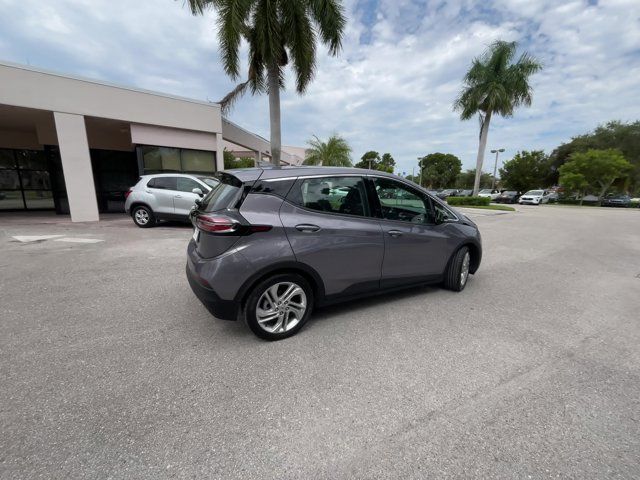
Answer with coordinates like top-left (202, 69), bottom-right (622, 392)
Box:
top-left (0, 0), bottom-right (639, 174)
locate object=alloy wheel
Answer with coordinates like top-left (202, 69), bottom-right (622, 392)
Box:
top-left (460, 251), bottom-right (470, 287)
top-left (256, 282), bottom-right (307, 334)
top-left (135, 209), bottom-right (149, 225)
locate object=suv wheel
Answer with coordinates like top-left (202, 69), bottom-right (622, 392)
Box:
top-left (443, 246), bottom-right (471, 292)
top-left (132, 205), bottom-right (155, 228)
top-left (244, 273), bottom-right (314, 340)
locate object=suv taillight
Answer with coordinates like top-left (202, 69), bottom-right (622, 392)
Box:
top-left (196, 214), bottom-right (239, 233)
top-left (124, 188), bottom-right (133, 199)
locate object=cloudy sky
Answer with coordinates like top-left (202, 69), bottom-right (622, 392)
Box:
top-left (1, 0), bottom-right (639, 174)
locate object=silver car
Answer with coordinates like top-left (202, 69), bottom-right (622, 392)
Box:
top-left (125, 173), bottom-right (219, 227)
top-left (186, 167), bottom-right (482, 340)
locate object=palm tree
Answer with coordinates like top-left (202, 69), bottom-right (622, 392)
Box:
top-left (186, 0), bottom-right (346, 166)
top-left (303, 134), bottom-right (352, 166)
top-left (454, 40), bottom-right (542, 195)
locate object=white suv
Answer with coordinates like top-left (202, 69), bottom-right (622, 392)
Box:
top-left (125, 173), bottom-right (219, 227)
top-left (519, 189), bottom-right (548, 205)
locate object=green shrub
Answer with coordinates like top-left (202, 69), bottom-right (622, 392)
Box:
top-left (630, 199), bottom-right (640, 208)
top-left (446, 196), bottom-right (491, 206)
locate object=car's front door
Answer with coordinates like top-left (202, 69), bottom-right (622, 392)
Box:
top-left (281, 175), bottom-right (384, 298)
top-left (370, 177), bottom-right (452, 288)
top-left (174, 177), bottom-right (206, 217)
top-left (147, 176), bottom-right (177, 215)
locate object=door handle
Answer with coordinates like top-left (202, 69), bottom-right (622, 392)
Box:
top-left (387, 229), bottom-right (403, 237)
top-left (175, 195), bottom-right (183, 198)
top-left (295, 224), bottom-right (321, 232)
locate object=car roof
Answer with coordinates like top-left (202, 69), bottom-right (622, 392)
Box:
top-left (224, 166), bottom-right (400, 182)
top-left (142, 173), bottom-right (212, 178)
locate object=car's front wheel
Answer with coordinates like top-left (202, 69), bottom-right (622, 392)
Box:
top-left (132, 205), bottom-right (155, 228)
top-left (244, 273), bottom-right (314, 340)
top-left (443, 246), bottom-right (471, 292)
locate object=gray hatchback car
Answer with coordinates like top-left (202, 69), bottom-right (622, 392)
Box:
top-left (186, 167), bottom-right (482, 340)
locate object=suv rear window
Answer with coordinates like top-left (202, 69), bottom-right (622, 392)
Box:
top-left (199, 173), bottom-right (243, 212)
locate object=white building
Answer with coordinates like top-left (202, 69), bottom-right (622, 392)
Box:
top-left (0, 60), bottom-right (302, 222)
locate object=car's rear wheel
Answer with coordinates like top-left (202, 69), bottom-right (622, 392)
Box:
top-left (132, 205), bottom-right (155, 228)
top-left (244, 273), bottom-right (314, 340)
top-left (443, 246), bottom-right (471, 292)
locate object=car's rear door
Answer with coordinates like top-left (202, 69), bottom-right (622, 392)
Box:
top-left (370, 176), bottom-right (452, 288)
top-left (147, 176), bottom-right (177, 215)
top-left (280, 175), bottom-right (384, 298)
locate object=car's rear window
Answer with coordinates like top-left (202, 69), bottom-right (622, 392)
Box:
top-left (199, 173), bottom-right (243, 212)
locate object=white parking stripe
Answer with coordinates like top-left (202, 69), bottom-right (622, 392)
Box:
top-left (54, 238), bottom-right (104, 244)
top-left (12, 235), bottom-right (64, 242)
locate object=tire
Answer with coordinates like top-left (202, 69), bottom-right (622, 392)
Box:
top-left (132, 205), bottom-right (156, 228)
top-left (244, 273), bottom-right (314, 341)
top-left (443, 246), bottom-right (471, 292)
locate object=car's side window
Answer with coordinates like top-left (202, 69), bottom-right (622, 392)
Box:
top-left (176, 177), bottom-right (202, 193)
top-left (432, 200), bottom-right (456, 223)
top-left (290, 176), bottom-right (370, 217)
top-left (149, 177), bottom-right (177, 191)
top-left (372, 177), bottom-right (435, 224)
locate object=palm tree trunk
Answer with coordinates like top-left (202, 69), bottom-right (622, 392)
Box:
top-left (267, 63), bottom-right (281, 167)
top-left (473, 111), bottom-right (491, 196)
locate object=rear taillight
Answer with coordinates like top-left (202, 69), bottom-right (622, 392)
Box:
top-left (196, 214), bottom-right (239, 233)
top-left (124, 188), bottom-right (133, 199)
top-left (195, 214), bottom-right (272, 235)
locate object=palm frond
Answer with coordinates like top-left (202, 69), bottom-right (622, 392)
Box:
top-left (219, 80), bottom-right (251, 115)
top-left (281, 0), bottom-right (316, 92)
top-left (185, 0), bottom-right (211, 15)
top-left (307, 0), bottom-right (347, 55)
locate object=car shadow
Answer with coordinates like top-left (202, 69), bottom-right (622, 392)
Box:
top-left (311, 284), bottom-right (439, 322)
top-left (154, 221), bottom-right (193, 230)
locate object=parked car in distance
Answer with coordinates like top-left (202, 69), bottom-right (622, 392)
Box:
top-left (601, 194), bottom-right (631, 207)
top-left (494, 190), bottom-right (520, 204)
top-left (458, 189), bottom-right (473, 197)
top-left (186, 167), bottom-right (483, 340)
top-left (436, 189), bottom-right (460, 200)
top-left (478, 189), bottom-right (501, 200)
top-left (519, 189), bottom-right (548, 205)
top-left (543, 191), bottom-right (559, 204)
top-left (125, 173), bottom-right (220, 227)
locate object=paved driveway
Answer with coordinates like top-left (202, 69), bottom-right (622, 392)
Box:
top-left (1, 207), bottom-right (639, 479)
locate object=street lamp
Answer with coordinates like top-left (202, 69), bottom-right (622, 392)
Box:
top-left (417, 156), bottom-right (423, 187)
top-left (490, 148), bottom-right (505, 190)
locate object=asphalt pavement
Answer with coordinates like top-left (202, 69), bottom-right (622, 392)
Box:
top-left (1, 206), bottom-right (639, 479)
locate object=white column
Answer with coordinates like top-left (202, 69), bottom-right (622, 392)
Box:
top-left (215, 132), bottom-right (224, 172)
top-left (53, 112), bottom-right (99, 222)
top-left (257, 151), bottom-right (262, 167)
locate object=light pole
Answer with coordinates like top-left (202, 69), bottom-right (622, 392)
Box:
top-left (417, 156), bottom-right (423, 187)
top-left (490, 148), bottom-right (505, 190)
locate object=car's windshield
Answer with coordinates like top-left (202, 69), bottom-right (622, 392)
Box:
top-left (479, 189), bottom-right (492, 194)
top-left (525, 190), bottom-right (544, 195)
top-left (198, 176), bottom-right (220, 189)
top-left (504, 191), bottom-right (517, 195)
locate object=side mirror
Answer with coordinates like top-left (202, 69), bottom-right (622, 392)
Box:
top-left (194, 198), bottom-right (202, 207)
top-left (434, 209), bottom-right (445, 225)
top-left (192, 187), bottom-right (204, 197)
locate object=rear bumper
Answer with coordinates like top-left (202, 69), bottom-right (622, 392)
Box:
top-left (186, 262), bottom-right (239, 321)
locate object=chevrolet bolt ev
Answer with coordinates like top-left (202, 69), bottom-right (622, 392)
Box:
top-left (186, 167), bottom-right (482, 340)
top-left (125, 173), bottom-right (220, 227)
